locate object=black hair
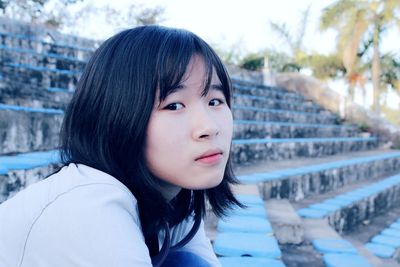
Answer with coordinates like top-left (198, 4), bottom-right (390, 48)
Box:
top-left (60, 25), bottom-right (242, 256)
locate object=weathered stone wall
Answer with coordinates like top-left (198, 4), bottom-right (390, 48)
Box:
top-left (328, 183), bottom-right (400, 233)
top-left (275, 73), bottom-right (400, 148)
top-left (232, 107), bottom-right (338, 124)
top-left (233, 123), bottom-right (358, 139)
top-left (0, 164), bottom-right (60, 203)
top-left (226, 65), bottom-right (263, 84)
top-left (231, 139), bottom-right (378, 166)
top-left (0, 66), bottom-right (75, 107)
top-left (0, 17), bottom-right (98, 52)
top-left (260, 157), bottom-right (400, 201)
top-left (0, 109), bottom-right (63, 154)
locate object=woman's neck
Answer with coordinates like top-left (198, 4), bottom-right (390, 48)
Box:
top-left (157, 180), bottom-right (182, 201)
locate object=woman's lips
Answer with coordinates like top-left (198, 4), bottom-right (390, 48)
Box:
top-left (196, 153), bottom-right (223, 165)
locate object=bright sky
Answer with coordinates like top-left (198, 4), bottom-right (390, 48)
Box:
top-left (64, 0), bottom-right (338, 55)
top-left (61, 0), bottom-right (399, 109)
top-left (64, 0), bottom-right (399, 56)
top-left (155, 0), bottom-right (338, 55)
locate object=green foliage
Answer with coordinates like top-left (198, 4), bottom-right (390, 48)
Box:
top-left (357, 122), bottom-right (371, 132)
top-left (0, 1), bottom-right (166, 33)
top-left (319, 0), bottom-right (400, 113)
top-left (304, 53), bottom-right (346, 80)
top-left (281, 63), bottom-right (301, 72)
top-left (394, 135), bottom-right (400, 150)
top-left (380, 53), bottom-right (400, 91)
top-left (238, 50), bottom-right (299, 72)
top-left (212, 40), bottom-right (244, 65)
top-left (0, 0), bottom-right (81, 12)
top-left (381, 105), bottom-right (400, 128)
top-left (0, 0), bottom-right (8, 10)
top-left (266, 50), bottom-right (295, 72)
top-left (134, 5), bottom-right (165, 25)
top-left (0, 0), bottom-right (83, 28)
top-left (320, 0), bottom-right (359, 31)
top-left (239, 54), bottom-right (264, 71)
top-left (269, 4), bottom-right (311, 57)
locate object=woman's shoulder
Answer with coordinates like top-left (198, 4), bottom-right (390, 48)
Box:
top-left (0, 163), bottom-right (140, 234)
top-left (0, 163), bottom-right (145, 267)
top-left (0, 163), bottom-right (137, 219)
top-left (29, 163), bottom-right (141, 228)
top-left (49, 163), bottom-right (136, 204)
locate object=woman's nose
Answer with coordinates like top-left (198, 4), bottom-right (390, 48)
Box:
top-left (191, 107), bottom-right (219, 140)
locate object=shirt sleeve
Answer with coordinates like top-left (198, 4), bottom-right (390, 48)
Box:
top-left (20, 183), bottom-right (152, 267)
top-left (179, 219), bottom-right (221, 267)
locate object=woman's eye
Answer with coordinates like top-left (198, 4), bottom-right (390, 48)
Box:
top-left (209, 99), bottom-right (224, 106)
top-left (164, 103), bottom-right (184, 110)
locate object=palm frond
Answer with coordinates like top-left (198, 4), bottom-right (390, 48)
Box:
top-left (269, 21), bottom-right (295, 52)
top-left (320, 0), bottom-right (358, 31)
top-left (295, 4), bottom-right (311, 53)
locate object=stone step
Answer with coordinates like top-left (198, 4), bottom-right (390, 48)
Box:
top-left (1, 63), bottom-right (79, 94)
top-left (233, 82), bottom-right (303, 101)
top-left (303, 219), bottom-right (382, 267)
top-left (218, 257), bottom-right (285, 267)
top-left (233, 93), bottom-right (323, 113)
top-left (233, 105), bottom-right (339, 125)
top-left (234, 150), bottom-right (394, 175)
top-left (0, 31), bottom-right (94, 59)
top-left (341, 205), bottom-right (400, 266)
top-left (4, 62), bottom-right (80, 76)
top-left (0, 101), bottom-right (363, 157)
top-left (0, 104), bottom-right (63, 154)
top-left (211, 186), bottom-right (285, 266)
top-left (231, 78), bottom-right (301, 100)
top-left (237, 151), bottom-right (400, 201)
top-left (0, 80), bottom-right (72, 109)
top-left (233, 120), bottom-right (359, 139)
top-left (0, 150), bottom-right (61, 203)
top-left (231, 137), bottom-right (378, 165)
top-left (0, 44), bottom-right (87, 72)
top-left (296, 172), bottom-right (400, 234)
top-left (364, 217), bottom-right (400, 263)
top-left (265, 199), bottom-right (304, 245)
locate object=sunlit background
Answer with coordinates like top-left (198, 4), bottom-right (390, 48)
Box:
top-left (2, 0), bottom-right (399, 125)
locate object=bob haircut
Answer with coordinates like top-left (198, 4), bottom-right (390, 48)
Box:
top-left (60, 25), bottom-right (242, 251)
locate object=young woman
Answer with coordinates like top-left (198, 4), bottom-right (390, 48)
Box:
top-left (0, 25), bottom-right (242, 266)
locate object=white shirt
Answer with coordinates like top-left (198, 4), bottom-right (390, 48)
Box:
top-left (0, 163), bottom-right (220, 267)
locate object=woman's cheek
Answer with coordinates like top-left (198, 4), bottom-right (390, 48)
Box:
top-left (221, 108), bottom-right (233, 139)
top-left (161, 114), bottom-right (187, 140)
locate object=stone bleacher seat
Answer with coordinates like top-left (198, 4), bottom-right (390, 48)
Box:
top-left (213, 194), bottom-right (285, 266)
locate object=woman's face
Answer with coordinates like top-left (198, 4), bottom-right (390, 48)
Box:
top-left (145, 55), bottom-right (233, 193)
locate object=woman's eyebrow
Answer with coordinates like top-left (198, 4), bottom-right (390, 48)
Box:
top-left (167, 83), bottom-right (223, 95)
top-left (211, 84), bottom-right (224, 92)
top-left (164, 84), bottom-right (185, 96)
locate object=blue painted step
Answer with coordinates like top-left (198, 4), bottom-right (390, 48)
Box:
top-left (214, 232), bottom-right (281, 258)
top-left (219, 257), bottom-right (286, 267)
top-left (0, 150), bottom-right (60, 174)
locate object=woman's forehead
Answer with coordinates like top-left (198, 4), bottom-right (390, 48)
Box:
top-left (157, 53), bottom-right (227, 103)
top-left (182, 55), bottom-right (220, 85)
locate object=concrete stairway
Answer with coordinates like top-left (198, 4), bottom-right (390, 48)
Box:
top-left (1, 22), bottom-right (400, 267)
top-left (0, 28), bottom-right (90, 203)
top-left (218, 79), bottom-right (400, 267)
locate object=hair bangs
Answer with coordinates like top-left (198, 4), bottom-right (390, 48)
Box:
top-left (194, 37), bottom-right (232, 107)
top-left (157, 29), bottom-right (195, 101)
top-left (156, 30), bottom-right (232, 107)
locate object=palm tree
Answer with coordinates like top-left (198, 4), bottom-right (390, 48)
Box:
top-left (269, 5), bottom-right (311, 71)
top-left (320, 0), bottom-right (400, 114)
